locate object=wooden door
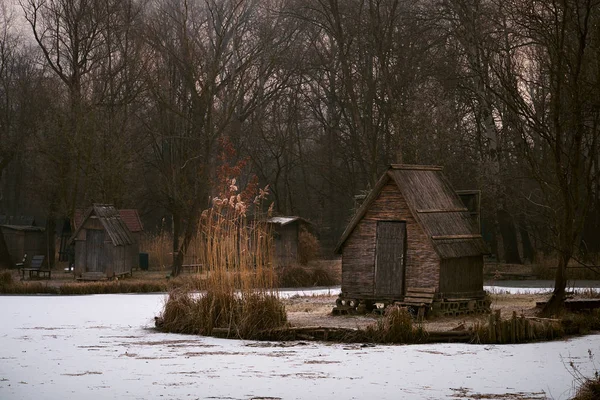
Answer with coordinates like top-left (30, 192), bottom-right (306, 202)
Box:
top-left (85, 230), bottom-right (104, 272)
top-left (375, 221), bottom-right (406, 297)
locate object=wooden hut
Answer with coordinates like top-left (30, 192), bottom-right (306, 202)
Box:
top-left (69, 204), bottom-right (136, 280)
top-left (0, 224), bottom-right (47, 264)
top-left (267, 216), bottom-right (313, 266)
top-left (334, 165), bottom-right (489, 316)
top-left (74, 208), bottom-right (143, 268)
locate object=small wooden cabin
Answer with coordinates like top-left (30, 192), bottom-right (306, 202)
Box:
top-left (0, 224), bottom-right (47, 264)
top-left (267, 216), bottom-right (313, 266)
top-left (335, 165), bottom-right (489, 314)
top-left (69, 204), bottom-right (136, 279)
top-left (74, 208), bottom-right (143, 268)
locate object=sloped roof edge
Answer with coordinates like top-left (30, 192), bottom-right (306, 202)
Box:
top-left (334, 171), bottom-right (392, 254)
top-left (335, 165), bottom-right (489, 258)
top-left (68, 204), bottom-right (134, 246)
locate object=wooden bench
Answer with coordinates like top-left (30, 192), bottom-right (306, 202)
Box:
top-left (401, 287), bottom-right (436, 321)
top-left (15, 254), bottom-right (27, 269)
top-left (20, 255), bottom-right (51, 280)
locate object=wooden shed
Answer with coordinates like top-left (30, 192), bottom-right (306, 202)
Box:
top-left (69, 204), bottom-right (136, 279)
top-left (0, 224), bottom-right (47, 264)
top-left (334, 165), bottom-right (489, 316)
top-left (267, 217), bottom-right (313, 266)
top-left (74, 208), bottom-right (143, 268)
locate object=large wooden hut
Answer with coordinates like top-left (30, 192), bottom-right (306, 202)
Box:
top-left (69, 204), bottom-right (136, 280)
top-left (334, 165), bottom-right (489, 316)
top-left (267, 216), bottom-right (313, 266)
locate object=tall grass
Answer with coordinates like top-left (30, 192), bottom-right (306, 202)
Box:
top-left (298, 227), bottom-right (320, 265)
top-left (140, 228), bottom-right (172, 271)
top-left (156, 179), bottom-right (287, 339)
top-left (571, 351), bottom-right (600, 400)
top-left (363, 305), bottom-right (427, 343)
top-left (0, 279), bottom-right (168, 295)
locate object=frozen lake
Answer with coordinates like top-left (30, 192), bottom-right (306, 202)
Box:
top-left (0, 293), bottom-right (599, 400)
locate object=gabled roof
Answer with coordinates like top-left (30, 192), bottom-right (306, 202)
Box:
top-left (0, 225), bottom-right (45, 232)
top-left (69, 204), bottom-right (134, 246)
top-left (74, 208), bottom-right (143, 233)
top-left (335, 165), bottom-right (488, 259)
top-left (0, 215), bottom-right (35, 226)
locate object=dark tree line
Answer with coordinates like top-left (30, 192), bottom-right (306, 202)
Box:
top-left (1, 0), bottom-right (599, 311)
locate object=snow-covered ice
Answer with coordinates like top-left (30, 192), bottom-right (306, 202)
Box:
top-left (0, 293), bottom-right (599, 400)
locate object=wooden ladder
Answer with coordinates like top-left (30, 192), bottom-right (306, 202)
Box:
top-left (401, 287), bottom-right (436, 320)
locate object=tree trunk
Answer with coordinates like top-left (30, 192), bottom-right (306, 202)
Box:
top-left (541, 251), bottom-right (570, 316)
top-left (171, 212), bottom-right (181, 277)
top-left (171, 248), bottom-right (183, 277)
top-left (46, 216), bottom-right (56, 268)
top-left (171, 198), bottom-right (204, 277)
top-left (0, 229), bottom-right (13, 269)
top-left (498, 209), bottom-right (522, 264)
top-left (519, 219), bottom-right (535, 263)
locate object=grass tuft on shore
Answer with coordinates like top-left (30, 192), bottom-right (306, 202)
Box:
top-left (362, 306), bottom-right (427, 343)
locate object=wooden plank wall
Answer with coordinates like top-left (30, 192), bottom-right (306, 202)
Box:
top-left (1, 229), bottom-right (21, 262)
top-left (342, 182), bottom-right (440, 297)
top-left (74, 216), bottom-right (134, 277)
top-left (24, 231), bottom-right (47, 259)
top-left (2, 228), bottom-right (48, 263)
top-left (438, 256), bottom-right (483, 294)
top-left (74, 240), bottom-right (86, 276)
top-left (274, 224), bottom-right (298, 266)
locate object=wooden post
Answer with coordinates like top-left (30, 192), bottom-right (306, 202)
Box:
top-left (511, 311), bottom-right (517, 343)
top-left (495, 310), bottom-right (502, 343)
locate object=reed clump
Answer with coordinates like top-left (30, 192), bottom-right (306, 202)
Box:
top-left (156, 177), bottom-right (287, 339)
top-left (277, 265), bottom-right (337, 288)
top-left (157, 289), bottom-right (286, 339)
top-left (0, 271), bottom-right (13, 286)
top-left (363, 305), bottom-right (427, 343)
top-left (140, 230), bottom-right (172, 271)
top-left (0, 278), bottom-right (168, 295)
top-left (471, 310), bottom-right (564, 344)
top-left (297, 227), bottom-right (320, 265)
top-left (573, 374), bottom-right (600, 400)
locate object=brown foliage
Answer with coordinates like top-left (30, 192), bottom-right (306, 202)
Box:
top-left (297, 228), bottom-right (320, 265)
top-left (277, 265), bottom-right (337, 288)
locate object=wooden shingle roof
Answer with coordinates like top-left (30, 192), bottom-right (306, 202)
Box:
top-left (74, 208), bottom-right (143, 233)
top-left (335, 165), bottom-right (488, 259)
top-left (69, 204), bottom-right (134, 246)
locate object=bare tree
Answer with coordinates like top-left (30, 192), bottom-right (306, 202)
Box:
top-left (491, 0), bottom-right (600, 314)
top-left (143, 0), bottom-right (292, 276)
top-left (0, 2), bottom-right (45, 268)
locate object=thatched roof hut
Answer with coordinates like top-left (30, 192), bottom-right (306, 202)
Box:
top-left (335, 165), bottom-right (488, 312)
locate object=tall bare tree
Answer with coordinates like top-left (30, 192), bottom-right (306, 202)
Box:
top-left (143, 0), bottom-right (293, 276)
top-left (0, 2), bottom-right (46, 268)
top-left (491, 0), bottom-right (600, 314)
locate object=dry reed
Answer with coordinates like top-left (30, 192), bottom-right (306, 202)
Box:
top-left (277, 265), bottom-right (337, 288)
top-left (362, 305), bottom-right (427, 343)
top-left (156, 178), bottom-right (287, 339)
top-left (471, 310), bottom-right (564, 344)
top-left (140, 228), bottom-right (172, 271)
